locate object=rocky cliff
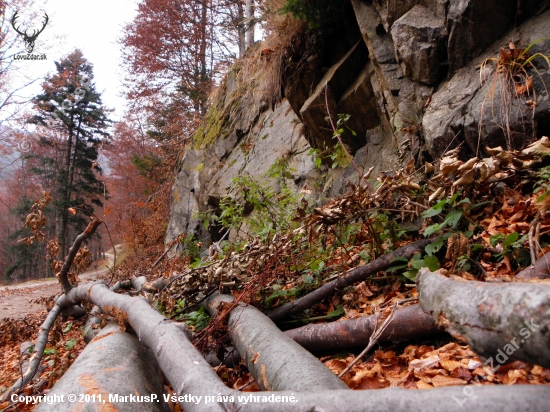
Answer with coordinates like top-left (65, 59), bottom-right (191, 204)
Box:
top-left (166, 0), bottom-right (550, 250)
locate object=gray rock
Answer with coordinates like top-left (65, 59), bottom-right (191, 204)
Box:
top-left (166, 100), bottom-right (318, 247)
top-left (447, 0), bottom-right (549, 75)
top-left (423, 9), bottom-right (550, 158)
top-left (300, 40), bottom-right (369, 154)
top-left (391, 5), bottom-right (447, 85)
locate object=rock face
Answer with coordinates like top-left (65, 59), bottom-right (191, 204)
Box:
top-left (166, 96), bottom-right (319, 249)
top-left (390, 5), bottom-right (446, 85)
top-left (423, 9), bottom-right (550, 158)
top-left (166, 0), bottom-right (550, 249)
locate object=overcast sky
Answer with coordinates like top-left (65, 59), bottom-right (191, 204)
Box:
top-left (9, 0), bottom-right (139, 121)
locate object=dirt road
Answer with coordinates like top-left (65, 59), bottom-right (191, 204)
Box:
top-left (0, 249), bottom-right (118, 320)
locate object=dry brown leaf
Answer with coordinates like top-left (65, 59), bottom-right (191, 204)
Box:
top-left (416, 379), bottom-right (434, 389)
top-left (440, 156), bottom-right (463, 175)
top-left (440, 360), bottom-right (464, 372)
top-left (431, 375), bottom-right (467, 387)
top-left (355, 376), bottom-right (390, 389)
top-left (450, 366), bottom-right (473, 381)
top-left (409, 355), bottom-right (440, 371)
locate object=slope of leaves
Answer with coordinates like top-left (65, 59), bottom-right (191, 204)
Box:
top-left (0, 314), bottom-right (86, 410)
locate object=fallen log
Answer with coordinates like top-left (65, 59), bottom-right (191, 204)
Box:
top-left (516, 251), bottom-right (550, 280)
top-left (11, 280), bottom-right (550, 411)
top-left (268, 239), bottom-right (432, 323)
top-left (204, 293), bottom-right (348, 391)
top-left (284, 304), bottom-right (443, 352)
top-left (417, 269), bottom-right (550, 368)
top-left (84, 276), bottom-right (148, 343)
top-left (34, 323), bottom-right (169, 412)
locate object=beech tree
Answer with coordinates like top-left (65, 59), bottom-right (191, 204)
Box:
top-left (28, 50), bottom-right (111, 260)
top-left (121, 0), bottom-right (215, 116)
top-left (120, 0), bottom-right (260, 135)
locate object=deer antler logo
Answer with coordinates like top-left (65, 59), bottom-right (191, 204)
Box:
top-left (11, 11), bottom-right (49, 54)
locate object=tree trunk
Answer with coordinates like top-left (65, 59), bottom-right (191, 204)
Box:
top-left (36, 323), bottom-right (170, 412)
top-left (204, 293), bottom-right (349, 391)
top-left (417, 269), bottom-right (550, 368)
top-left (285, 304), bottom-right (443, 352)
top-left (237, 1), bottom-right (246, 57)
top-left (245, 0), bottom-right (254, 49)
top-left (15, 280), bottom-right (550, 412)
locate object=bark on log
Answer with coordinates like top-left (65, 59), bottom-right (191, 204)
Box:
top-left (35, 323), bottom-right (169, 412)
top-left (60, 304), bottom-right (86, 320)
top-left (204, 294), bottom-right (348, 392)
top-left (21, 281), bottom-right (550, 412)
top-left (84, 276), bottom-right (148, 343)
top-left (285, 304), bottom-right (443, 352)
top-left (268, 239), bottom-right (432, 323)
top-left (516, 251), bottom-right (550, 280)
top-left (417, 269), bottom-right (550, 368)
top-left (142, 277), bottom-right (170, 293)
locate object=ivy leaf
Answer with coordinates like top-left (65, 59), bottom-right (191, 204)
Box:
top-left (327, 305), bottom-right (344, 318)
top-left (402, 270), bottom-right (418, 281)
top-left (424, 223), bottom-right (442, 237)
top-left (423, 199), bottom-right (447, 218)
top-left (503, 232), bottom-right (519, 248)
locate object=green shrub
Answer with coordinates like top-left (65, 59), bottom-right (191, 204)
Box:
top-left (281, 0), bottom-right (343, 29)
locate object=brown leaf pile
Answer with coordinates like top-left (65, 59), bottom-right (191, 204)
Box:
top-left (323, 342), bottom-right (550, 390)
top-left (0, 315), bottom-right (85, 410)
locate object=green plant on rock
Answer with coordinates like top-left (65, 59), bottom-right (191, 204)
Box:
top-left (180, 234), bottom-right (202, 264)
top-left (196, 157), bottom-right (303, 240)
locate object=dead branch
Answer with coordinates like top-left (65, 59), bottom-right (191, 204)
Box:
top-left (268, 238), bottom-right (433, 322)
top-left (204, 293), bottom-right (348, 391)
top-left (417, 269), bottom-right (550, 368)
top-left (284, 303), bottom-right (442, 352)
top-left (338, 303), bottom-right (398, 377)
top-left (58, 217), bottom-right (102, 293)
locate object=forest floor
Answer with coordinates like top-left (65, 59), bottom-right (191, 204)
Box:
top-left (0, 247), bottom-right (119, 320)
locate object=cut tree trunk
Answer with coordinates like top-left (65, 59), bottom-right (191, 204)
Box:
top-left (417, 268), bottom-right (550, 368)
top-left (285, 304), bottom-right (443, 352)
top-left (204, 293), bottom-right (349, 391)
top-left (36, 323), bottom-right (169, 412)
top-left (268, 239), bottom-right (432, 322)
